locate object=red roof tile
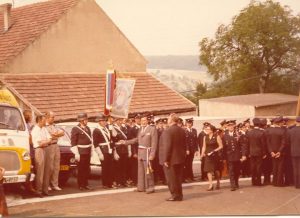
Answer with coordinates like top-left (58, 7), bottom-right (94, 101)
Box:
top-left (2, 72), bottom-right (196, 121)
top-left (0, 0), bottom-right (78, 68)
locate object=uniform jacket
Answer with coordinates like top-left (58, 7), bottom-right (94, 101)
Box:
top-left (246, 127), bottom-right (267, 157)
top-left (128, 124), bottom-right (140, 155)
top-left (265, 126), bottom-right (286, 154)
top-left (71, 124), bottom-right (92, 155)
top-left (161, 124), bottom-right (186, 166)
top-left (112, 124), bottom-right (128, 154)
top-left (125, 125), bottom-right (158, 160)
top-left (287, 126), bottom-right (300, 157)
top-left (222, 130), bottom-right (247, 162)
top-left (92, 126), bottom-right (112, 154)
top-left (185, 127), bottom-right (198, 153)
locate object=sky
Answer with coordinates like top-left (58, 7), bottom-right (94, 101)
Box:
top-left (2, 0), bottom-right (300, 56)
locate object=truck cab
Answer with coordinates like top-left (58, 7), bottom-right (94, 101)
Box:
top-left (0, 88), bottom-right (34, 184)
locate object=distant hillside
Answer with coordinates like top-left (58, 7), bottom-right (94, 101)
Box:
top-left (145, 55), bottom-right (207, 71)
top-left (148, 69), bottom-right (212, 93)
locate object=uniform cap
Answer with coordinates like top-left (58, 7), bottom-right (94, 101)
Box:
top-left (77, 112), bottom-right (88, 121)
top-left (226, 120), bottom-right (236, 125)
top-left (134, 113), bottom-right (141, 119)
top-left (203, 122), bottom-right (210, 127)
top-left (178, 118), bottom-right (183, 123)
top-left (243, 118), bottom-right (250, 123)
top-left (185, 118), bottom-right (194, 123)
top-left (220, 120), bottom-right (227, 126)
top-left (273, 117), bottom-right (283, 124)
top-left (95, 114), bottom-right (107, 122)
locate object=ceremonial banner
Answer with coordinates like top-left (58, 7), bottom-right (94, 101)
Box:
top-left (110, 78), bottom-right (135, 118)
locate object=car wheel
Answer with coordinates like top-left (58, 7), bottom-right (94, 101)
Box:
top-left (59, 171), bottom-right (71, 186)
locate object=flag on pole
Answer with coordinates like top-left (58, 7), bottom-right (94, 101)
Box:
top-left (104, 69), bottom-right (116, 116)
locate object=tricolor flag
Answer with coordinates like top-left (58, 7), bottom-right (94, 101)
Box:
top-left (104, 69), bottom-right (116, 115)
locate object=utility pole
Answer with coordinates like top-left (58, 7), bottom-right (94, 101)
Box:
top-left (297, 87), bottom-right (300, 116)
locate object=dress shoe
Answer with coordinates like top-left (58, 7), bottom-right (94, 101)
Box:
top-left (52, 186), bottom-right (62, 191)
top-left (42, 192), bottom-right (53, 196)
top-left (84, 186), bottom-right (93, 190)
top-left (207, 186), bottom-right (214, 191)
top-left (33, 192), bottom-right (44, 198)
top-left (79, 187), bottom-right (85, 191)
top-left (133, 189), bottom-right (144, 192)
top-left (231, 187), bottom-right (236, 191)
top-left (166, 197), bottom-right (182, 201)
top-left (146, 190), bottom-right (155, 194)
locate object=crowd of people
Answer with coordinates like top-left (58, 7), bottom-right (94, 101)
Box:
top-left (1, 110), bottom-right (300, 207)
top-left (69, 111), bottom-right (300, 201)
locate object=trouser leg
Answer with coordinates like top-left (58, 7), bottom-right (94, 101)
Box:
top-left (43, 145), bottom-right (55, 193)
top-left (34, 148), bottom-right (45, 193)
top-left (50, 144), bottom-right (60, 188)
top-left (144, 160), bottom-right (155, 192)
top-left (137, 159), bottom-right (145, 191)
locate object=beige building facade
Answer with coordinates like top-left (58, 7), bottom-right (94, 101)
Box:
top-left (0, 0), bottom-right (147, 74)
top-left (199, 93), bottom-right (298, 117)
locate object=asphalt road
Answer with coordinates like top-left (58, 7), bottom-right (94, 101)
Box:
top-left (6, 179), bottom-right (300, 217)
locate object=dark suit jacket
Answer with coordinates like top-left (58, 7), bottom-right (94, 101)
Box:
top-left (287, 126), bottom-right (300, 157)
top-left (265, 126), bottom-right (286, 154)
top-left (246, 127), bottom-right (267, 157)
top-left (161, 124), bottom-right (186, 166)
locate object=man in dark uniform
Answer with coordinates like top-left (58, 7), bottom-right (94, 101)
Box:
top-left (247, 118), bottom-right (267, 186)
top-left (71, 113), bottom-right (93, 190)
top-left (260, 118), bottom-right (272, 185)
top-left (153, 118), bottom-right (166, 184)
top-left (184, 118), bottom-right (198, 182)
top-left (287, 116), bottom-right (300, 189)
top-left (223, 120), bottom-right (248, 191)
top-left (111, 117), bottom-right (130, 187)
top-left (239, 122), bottom-right (251, 178)
top-left (266, 117), bottom-right (286, 186)
top-left (198, 122), bottom-right (210, 181)
top-left (161, 114), bottom-right (186, 201)
top-left (93, 114), bottom-right (113, 189)
top-left (127, 114), bottom-right (141, 186)
top-left (282, 117), bottom-right (293, 186)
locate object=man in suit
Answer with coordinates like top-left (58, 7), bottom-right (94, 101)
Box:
top-left (122, 114), bottom-right (158, 193)
top-left (160, 114), bottom-right (186, 201)
top-left (222, 120), bottom-right (248, 191)
top-left (265, 117), bottom-right (286, 186)
top-left (184, 118), bottom-right (197, 182)
top-left (287, 116), bottom-right (300, 189)
top-left (247, 118), bottom-right (267, 186)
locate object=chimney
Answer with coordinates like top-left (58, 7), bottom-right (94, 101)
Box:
top-left (0, 3), bottom-right (12, 32)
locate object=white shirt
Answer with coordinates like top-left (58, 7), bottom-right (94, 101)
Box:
top-left (31, 125), bottom-right (51, 148)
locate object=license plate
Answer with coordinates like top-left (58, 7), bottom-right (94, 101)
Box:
top-left (60, 165), bottom-right (70, 171)
top-left (4, 176), bottom-right (18, 183)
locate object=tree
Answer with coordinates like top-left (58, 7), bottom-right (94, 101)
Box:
top-left (199, 0), bottom-right (300, 94)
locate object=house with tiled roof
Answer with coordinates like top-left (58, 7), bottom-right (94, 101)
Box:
top-left (0, 0), bottom-right (146, 73)
top-left (0, 0), bottom-right (196, 120)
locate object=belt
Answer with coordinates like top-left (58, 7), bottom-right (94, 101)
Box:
top-left (99, 143), bottom-right (110, 147)
top-left (77, 144), bottom-right (92, 148)
top-left (138, 145), bottom-right (149, 149)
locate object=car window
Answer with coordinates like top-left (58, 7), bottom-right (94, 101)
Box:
top-left (0, 106), bottom-right (25, 131)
